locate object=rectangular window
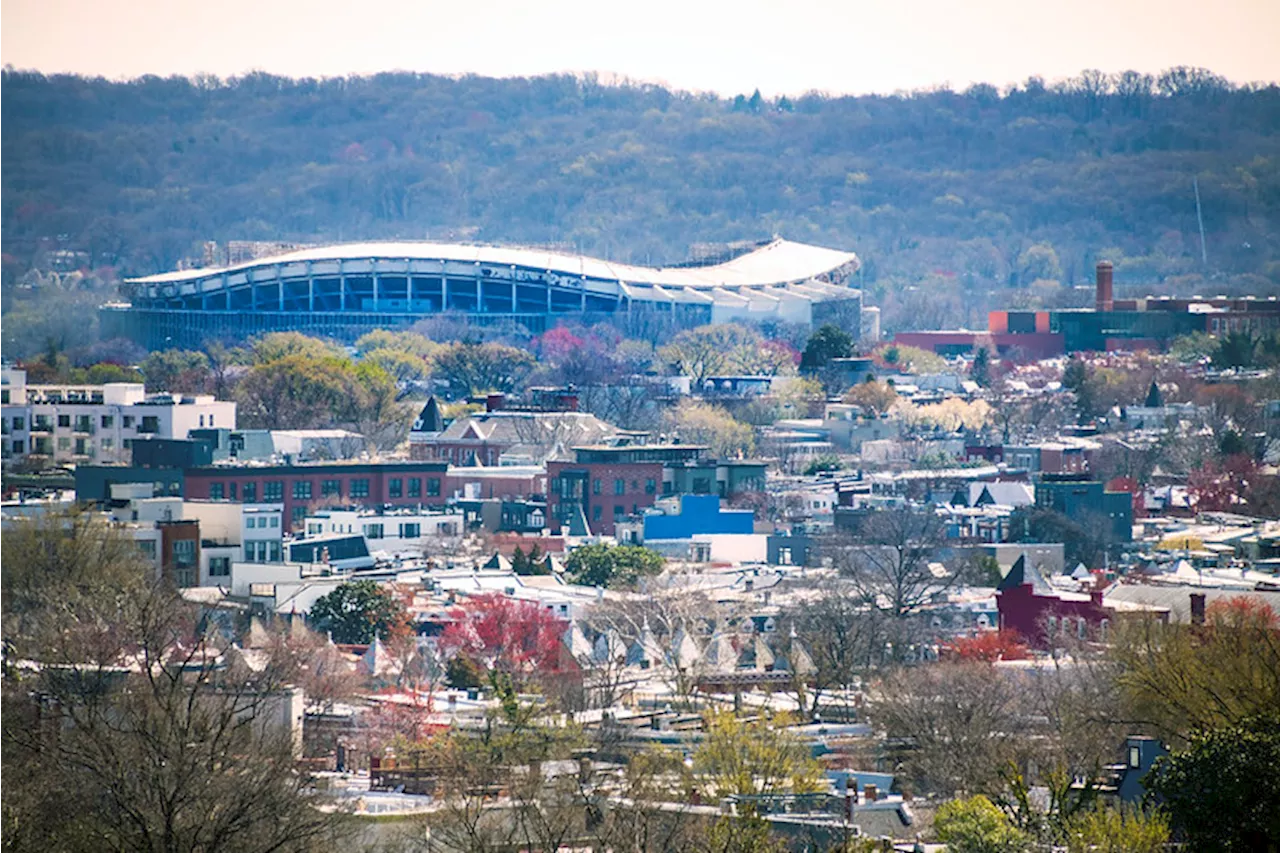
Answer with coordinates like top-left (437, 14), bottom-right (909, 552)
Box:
top-left (246, 517), bottom-right (257, 529)
top-left (172, 539), bottom-right (196, 568)
top-left (614, 505), bottom-right (625, 518)
top-left (74, 415), bottom-right (92, 432)
top-left (388, 478), bottom-right (402, 498)
top-left (209, 483), bottom-right (225, 500)
top-left (122, 415), bottom-right (134, 428)
top-left (645, 478), bottom-right (656, 494)
top-left (427, 478), bottom-right (441, 497)
top-left (137, 540), bottom-right (157, 561)
top-left (57, 414), bottom-right (70, 428)
top-left (263, 481), bottom-right (283, 501)
top-left (74, 438), bottom-right (87, 455)
top-left (350, 478), bottom-right (370, 498)
top-left (57, 437), bottom-right (71, 450)
top-left (322, 479), bottom-right (341, 497)
top-left (12, 416), bottom-right (24, 431)
top-left (292, 480), bottom-right (313, 500)
top-left (242, 482), bottom-right (257, 502)
top-left (593, 479), bottom-right (601, 495)
top-left (615, 478), bottom-right (626, 495)
top-left (400, 522), bottom-right (420, 538)
top-left (100, 415), bottom-right (112, 428)
top-left (269, 516), bottom-right (278, 528)
top-left (140, 415), bottom-right (160, 434)
top-left (593, 505), bottom-right (602, 520)
top-left (291, 506), bottom-right (306, 528)
top-left (364, 523), bottom-right (384, 539)
top-left (229, 482), bottom-right (237, 500)
top-left (408, 478), bottom-right (422, 498)
top-left (11, 440), bottom-right (22, 454)
top-left (209, 557), bottom-right (231, 577)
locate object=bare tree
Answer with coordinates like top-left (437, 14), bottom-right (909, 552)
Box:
top-left (871, 662), bottom-right (1026, 797)
top-left (576, 382), bottom-right (665, 432)
top-left (826, 506), bottom-right (955, 617)
top-left (780, 584), bottom-right (896, 720)
top-left (2, 515), bottom-right (347, 852)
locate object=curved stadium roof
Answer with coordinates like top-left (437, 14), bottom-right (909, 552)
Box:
top-left (126, 238), bottom-right (859, 291)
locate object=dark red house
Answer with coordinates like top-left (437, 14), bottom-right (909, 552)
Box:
top-left (996, 555), bottom-right (1113, 646)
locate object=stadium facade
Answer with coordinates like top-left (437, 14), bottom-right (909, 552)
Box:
top-left (102, 238), bottom-right (861, 348)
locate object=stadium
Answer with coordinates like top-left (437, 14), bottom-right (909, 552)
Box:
top-left (102, 238), bottom-right (861, 348)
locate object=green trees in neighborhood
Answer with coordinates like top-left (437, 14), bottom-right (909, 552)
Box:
top-left (564, 544), bottom-right (665, 589)
top-left (309, 579), bottom-right (411, 644)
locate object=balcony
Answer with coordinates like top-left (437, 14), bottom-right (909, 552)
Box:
top-left (30, 420), bottom-right (53, 433)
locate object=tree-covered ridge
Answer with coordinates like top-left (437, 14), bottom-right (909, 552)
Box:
top-left (3, 67), bottom-right (1278, 323)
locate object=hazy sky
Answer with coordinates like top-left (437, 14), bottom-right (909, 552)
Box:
top-left (3, 0), bottom-right (1278, 95)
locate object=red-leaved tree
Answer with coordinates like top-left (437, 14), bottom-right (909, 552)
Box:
top-left (1188, 454), bottom-right (1259, 513)
top-left (439, 593), bottom-right (567, 680)
top-left (944, 630), bottom-right (1030, 663)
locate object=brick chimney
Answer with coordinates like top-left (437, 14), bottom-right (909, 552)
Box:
top-left (1190, 592), bottom-right (1206, 626)
top-left (1095, 261), bottom-right (1114, 313)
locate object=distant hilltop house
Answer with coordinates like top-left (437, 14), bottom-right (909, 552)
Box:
top-left (105, 238), bottom-right (862, 348)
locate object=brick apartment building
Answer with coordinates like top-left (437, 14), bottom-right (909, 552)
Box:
top-left (547, 443), bottom-right (742, 536)
top-left (184, 460), bottom-right (449, 531)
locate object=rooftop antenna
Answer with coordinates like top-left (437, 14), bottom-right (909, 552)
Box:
top-left (1193, 176), bottom-right (1209, 266)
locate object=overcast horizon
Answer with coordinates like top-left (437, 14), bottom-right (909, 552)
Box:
top-left (4, 0), bottom-right (1279, 97)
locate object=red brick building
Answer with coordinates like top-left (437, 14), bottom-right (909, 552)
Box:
top-left (547, 444), bottom-right (705, 536)
top-left (184, 460), bottom-right (449, 531)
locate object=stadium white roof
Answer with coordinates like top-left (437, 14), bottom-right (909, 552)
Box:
top-left (127, 238), bottom-right (858, 290)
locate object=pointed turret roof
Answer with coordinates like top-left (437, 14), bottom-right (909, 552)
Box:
top-left (737, 635), bottom-right (775, 671)
top-left (592, 628), bottom-right (626, 665)
top-left (564, 622), bottom-right (594, 662)
top-left (669, 627), bottom-right (702, 670)
top-left (411, 397), bottom-right (445, 434)
top-left (997, 553), bottom-right (1054, 595)
top-left (701, 633), bottom-right (738, 674)
top-left (1145, 381), bottom-right (1163, 409)
top-left (360, 635), bottom-right (392, 676)
top-left (626, 619), bottom-right (665, 668)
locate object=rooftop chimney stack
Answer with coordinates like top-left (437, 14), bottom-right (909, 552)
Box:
top-left (1190, 592), bottom-right (1206, 626)
top-left (1096, 261), bottom-right (1114, 313)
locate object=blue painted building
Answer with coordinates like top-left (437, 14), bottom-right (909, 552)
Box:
top-left (642, 494), bottom-right (754, 541)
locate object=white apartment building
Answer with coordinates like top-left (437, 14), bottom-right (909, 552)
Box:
top-left (1, 367), bottom-right (236, 466)
top-left (303, 506), bottom-right (465, 555)
top-left (104, 484), bottom-right (284, 587)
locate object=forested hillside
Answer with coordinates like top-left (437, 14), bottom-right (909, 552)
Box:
top-left (2, 67), bottom-right (1279, 356)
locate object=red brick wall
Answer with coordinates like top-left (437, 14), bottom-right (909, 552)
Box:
top-left (185, 463), bottom-right (448, 531)
top-left (547, 461), bottom-right (663, 535)
top-left (444, 471), bottom-right (546, 500)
